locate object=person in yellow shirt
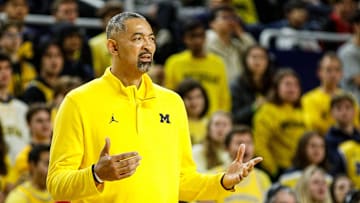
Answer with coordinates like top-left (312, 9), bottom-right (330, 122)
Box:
top-left (10, 103), bottom-right (52, 185)
top-left (253, 68), bottom-right (306, 180)
top-left (207, 125), bottom-right (271, 203)
top-left (302, 52), bottom-right (359, 136)
top-left (46, 12), bottom-right (263, 203)
top-left (176, 79), bottom-right (209, 145)
top-left (89, 0), bottom-right (123, 77)
top-left (164, 19), bottom-right (230, 116)
top-left (6, 145), bottom-right (53, 203)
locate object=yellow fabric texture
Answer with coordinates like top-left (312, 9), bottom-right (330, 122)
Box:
top-left (8, 62), bottom-right (36, 97)
top-left (89, 32), bottom-right (111, 77)
top-left (8, 145), bottom-right (31, 184)
top-left (339, 140), bottom-right (360, 189)
top-left (47, 68), bottom-right (232, 203)
top-left (164, 50), bottom-right (231, 116)
top-left (188, 118), bottom-right (208, 145)
top-left (210, 166), bottom-right (271, 203)
top-left (5, 181), bottom-right (54, 203)
top-left (232, 0), bottom-right (259, 24)
top-left (253, 103), bottom-right (307, 176)
top-left (302, 88), bottom-right (360, 136)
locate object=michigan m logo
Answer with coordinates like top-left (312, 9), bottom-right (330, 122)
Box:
top-left (159, 113), bottom-right (170, 123)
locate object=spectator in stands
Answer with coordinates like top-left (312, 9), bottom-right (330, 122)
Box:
top-left (5, 144), bottom-right (52, 203)
top-left (0, 53), bottom-right (29, 164)
top-left (10, 103), bottom-right (52, 185)
top-left (192, 111), bottom-right (232, 172)
top-left (268, 0), bottom-right (322, 51)
top-left (55, 24), bottom-right (94, 82)
top-left (164, 19), bottom-right (230, 116)
top-left (330, 174), bottom-right (354, 203)
top-left (322, 0), bottom-right (357, 50)
top-left (325, 92), bottom-right (360, 175)
top-left (206, 5), bottom-right (255, 84)
top-left (206, 125), bottom-right (271, 203)
top-left (176, 79), bottom-right (209, 145)
top-left (231, 45), bottom-right (274, 126)
top-left (89, 0), bottom-right (123, 78)
top-left (253, 68), bottom-right (306, 180)
top-left (51, 0), bottom-right (78, 24)
top-left (0, 21), bottom-right (36, 97)
top-left (302, 52), bottom-right (356, 136)
top-left (295, 165), bottom-right (332, 203)
top-left (279, 131), bottom-right (332, 188)
top-left (323, 0), bottom-right (357, 34)
top-left (264, 184), bottom-right (298, 203)
top-left (21, 40), bottom-right (63, 105)
top-left (338, 9), bottom-right (360, 103)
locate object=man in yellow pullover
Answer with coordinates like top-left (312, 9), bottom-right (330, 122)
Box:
top-left (46, 12), bottom-right (262, 203)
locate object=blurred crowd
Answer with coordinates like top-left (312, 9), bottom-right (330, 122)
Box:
top-left (1, 0), bottom-right (360, 202)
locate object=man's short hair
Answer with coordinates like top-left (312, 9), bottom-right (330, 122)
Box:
top-left (106, 11), bottom-right (146, 39)
top-left (28, 144), bottom-right (50, 165)
top-left (182, 19), bottom-right (204, 36)
top-left (208, 5), bottom-right (236, 22)
top-left (51, 0), bottom-right (77, 14)
top-left (330, 92), bottom-right (356, 109)
top-left (25, 103), bottom-right (51, 124)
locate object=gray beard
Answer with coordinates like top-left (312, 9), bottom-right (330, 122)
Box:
top-left (137, 61), bottom-right (152, 73)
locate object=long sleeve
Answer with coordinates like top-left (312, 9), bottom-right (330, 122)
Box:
top-left (47, 96), bottom-right (102, 201)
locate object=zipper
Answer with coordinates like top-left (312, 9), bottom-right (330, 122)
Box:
top-left (132, 88), bottom-right (139, 135)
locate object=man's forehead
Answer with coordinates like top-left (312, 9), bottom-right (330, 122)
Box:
top-left (124, 18), bottom-right (152, 32)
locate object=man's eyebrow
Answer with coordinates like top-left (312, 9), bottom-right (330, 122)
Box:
top-left (131, 32), bottom-right (155, 37)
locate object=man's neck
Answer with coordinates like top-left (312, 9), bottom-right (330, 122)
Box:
top-left (216, 31), bottom-right (232, 45)
top-left (320, 85), bottom-right (337, 95)
top-left (31, 178), bottom-right (47, 191)
top-left (191, 50), bottom-right (206, 58)
top-left (32, 137), bottom-right (51, 145)
top-left (0, 88), bottom-right (9, 101)
top-left (337, 123), bottom-right (354, 135)
top-left (110, 67), bottom-right (142, 88)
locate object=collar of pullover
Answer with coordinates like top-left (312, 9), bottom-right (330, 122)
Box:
top-left (102, 68), bottom-right (156, 101)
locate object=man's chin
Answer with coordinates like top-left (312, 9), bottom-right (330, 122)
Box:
top-left (138, 62), bottom-right (152, 73)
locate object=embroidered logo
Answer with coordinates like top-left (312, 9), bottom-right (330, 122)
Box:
top-left (109, 114), bottom-right (119, 124)
top-left (159, 113), bottom-right (170, 124)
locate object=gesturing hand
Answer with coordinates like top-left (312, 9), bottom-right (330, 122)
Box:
top-left (94, 138), bottom-right (141, 182)
top-left (222, 144), bottom-right (263, 190)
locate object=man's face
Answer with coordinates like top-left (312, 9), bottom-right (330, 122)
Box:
top-left (54, 2), bottom-right (78, 23)
top-left (28, 110), bottom-right (52, 140)
top-left (318, 57), bottom-right (342, 87)
top-left (0, 60), bottom-right (12, 89)
top-left (184, 26), bottom-right (205, 55)
top-left (113, 18), bottom-right (156, 73)
top-left (210, 10), bottom-right (237, 35)
top-left (5, 0), bottom-right (29, 21)
top-left (0, 26), bottom-right (22, 54)
top-left (331, 99), bottom-right (355, 126)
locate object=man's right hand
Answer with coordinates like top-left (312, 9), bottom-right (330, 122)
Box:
top-left (94, 138), bottom-right (141, 183)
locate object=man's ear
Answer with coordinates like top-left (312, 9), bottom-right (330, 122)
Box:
top-left (107, 39), bottom-right (119, 56)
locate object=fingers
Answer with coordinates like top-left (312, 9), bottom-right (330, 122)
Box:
top-left (100, 137), bottom-right (111, 157)
top-left (112, 152), bottom-right (139, 162)
top-left (235, 144), bottom-right (245, 163)
top-left (250, 157), bottom-right (263, 166)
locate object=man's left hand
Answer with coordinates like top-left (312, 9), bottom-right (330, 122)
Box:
top-left (221, 144), bottom-right (263, 190)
